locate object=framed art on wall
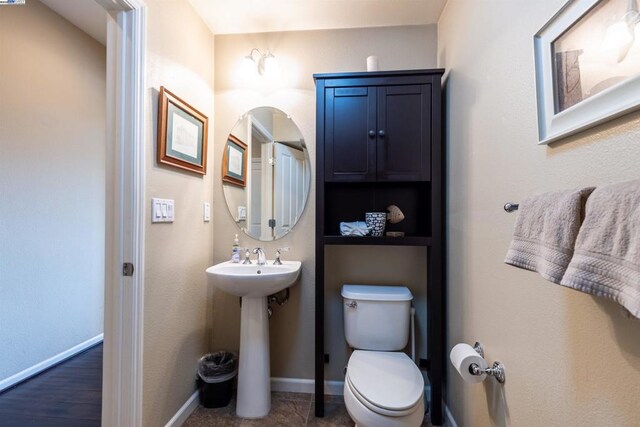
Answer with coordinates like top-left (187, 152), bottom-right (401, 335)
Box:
top-left (157, 86), bottom-right (208, 174)
top-left (534, 0), bottom-right (640, 144)
top-left (222, 134), bottom-right (248, 187)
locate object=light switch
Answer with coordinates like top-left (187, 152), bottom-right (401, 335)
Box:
top-left (167, 202), bottom-right (174, 221)
top-left (152, 198), bottom-right (175, 223)
top-left (203, 202), bottom-right (211, 222)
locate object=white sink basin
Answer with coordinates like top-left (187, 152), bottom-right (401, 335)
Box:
top-left (205, 259), bottom-right (301, 419)
top-left (205, 261), bottom-right (301, 297)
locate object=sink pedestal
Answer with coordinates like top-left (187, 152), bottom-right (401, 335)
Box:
top-left (236, 296), bottom-right (271, 418)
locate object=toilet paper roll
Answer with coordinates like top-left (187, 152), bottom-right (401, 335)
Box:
top-left (367, 55), bottom-right (379, 72)
top-left (450, 343), bottom-right (487, 383)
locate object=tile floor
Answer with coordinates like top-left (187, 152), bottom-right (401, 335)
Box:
top-left (184, 392), bottom-right (434, 426)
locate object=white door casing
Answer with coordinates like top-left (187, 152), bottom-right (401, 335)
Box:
top-left (249, 159), bottom-right (262, 237)
top-left (101, 0), bottom-right (146, 426)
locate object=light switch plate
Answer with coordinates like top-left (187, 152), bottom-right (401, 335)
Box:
top-left (237, 206), bottom-right (247, 221)
top-left (152, 198), bottom-right (175, 223)
top-left (203, 202), bottom-right (211, 222)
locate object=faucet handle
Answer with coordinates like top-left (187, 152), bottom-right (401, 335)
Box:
top-left (243, 249), bottom-right (252, 264)
top-left (273, 247), bottom-right (289, 265)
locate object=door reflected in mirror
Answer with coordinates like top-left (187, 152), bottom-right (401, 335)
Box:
top-left (222, 107), bottom-right (310, 241)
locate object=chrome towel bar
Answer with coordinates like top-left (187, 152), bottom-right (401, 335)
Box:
top-left (504, 203), bottom-right (519, 213)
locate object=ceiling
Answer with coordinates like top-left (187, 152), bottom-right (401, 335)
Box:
top-left (187, 0), bottom-right (448, 35)
top-left (40, 0), bottom-right (107, 45)
top-left (38, 0), bottom-right (447, 46)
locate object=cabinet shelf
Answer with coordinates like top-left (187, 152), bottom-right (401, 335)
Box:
top-left (323, 235), bottom-right (431, 246)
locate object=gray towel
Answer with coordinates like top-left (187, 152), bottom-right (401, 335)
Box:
top-left (560, 179), bottom-right (640, 318)
top-left (505, 187), bottom-right (595, 283)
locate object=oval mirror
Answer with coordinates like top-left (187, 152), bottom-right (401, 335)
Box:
top-left (222, 107), bottom-right (310, 241)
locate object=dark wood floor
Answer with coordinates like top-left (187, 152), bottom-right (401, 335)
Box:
top-left (0, 343), bottom-right (102, 427)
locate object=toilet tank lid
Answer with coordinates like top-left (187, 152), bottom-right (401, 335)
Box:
top-left (341, 285), bottom-right (413, 301)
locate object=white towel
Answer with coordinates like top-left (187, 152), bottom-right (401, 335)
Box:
top-left (340, 221), bottom-right (370, 237)
top-left (504, 187), bottom-right (594, 283)
top-left (560, 179), bottom-right (640, 318)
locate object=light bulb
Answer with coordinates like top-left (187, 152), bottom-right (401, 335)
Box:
top-left (262, 54), bottom-right (281, 80)
top-left (603, 21), bottom-right (633, 49)
top-left (239, 55), bottom-right (258, 83)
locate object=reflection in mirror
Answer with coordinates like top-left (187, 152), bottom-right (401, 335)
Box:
top-left (222, 107), bottom-right (310, 241)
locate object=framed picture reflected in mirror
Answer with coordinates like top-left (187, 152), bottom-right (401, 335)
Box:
top-left (222, 134), bottom-right (248, 187)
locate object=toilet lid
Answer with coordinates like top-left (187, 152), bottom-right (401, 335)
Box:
top-left (346, 351), bottom-right (424, 412)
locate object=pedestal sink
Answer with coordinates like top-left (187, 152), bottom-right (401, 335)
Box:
top-left (205, 261), bottom-right (301, 418)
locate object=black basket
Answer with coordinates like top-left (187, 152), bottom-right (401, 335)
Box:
top-left (197, 351), bottom-right (238, 409)
top-left (197, 377), bottom-right (233, 408)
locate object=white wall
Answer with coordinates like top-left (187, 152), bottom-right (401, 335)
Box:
top-left (0, 0), bottom-right (106, 382)
top-left (438, 1), bottom-right (640, 425)
top-left (213, 24), bottom-right (438, 381)
top-left (142, 1), bottom-right (215, 426)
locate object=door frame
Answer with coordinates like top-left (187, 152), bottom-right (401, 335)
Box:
top-left (98, 0), bottom-right (147, 425)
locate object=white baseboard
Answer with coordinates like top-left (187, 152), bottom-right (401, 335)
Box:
top-left (271, 377), bottom-right (344, 396)
top-left (0, 333), bottom-right (104, 393)
top-left (444, 403), bottom-right (458, 427)
top-left (165, 390), bottom-right (199, 427)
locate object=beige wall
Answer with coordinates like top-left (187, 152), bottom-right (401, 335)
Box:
top-left (438, 1), bottom-right (640, 426)
top-left (0, 0), bottom-right (105, 382)
top-left (213, 25), bottom-right (437, 381)
top-left (142, 1), bottom-right (215, 426)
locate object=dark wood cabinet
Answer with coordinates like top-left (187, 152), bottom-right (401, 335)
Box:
top-left (314, 69), bottom-right (446, 425)
top-left (324, 82), bottom-right (431, 182)
top-left (376, 84), bottom-right (431, 181)
top-left (324, 87), bottom-right (376, 182)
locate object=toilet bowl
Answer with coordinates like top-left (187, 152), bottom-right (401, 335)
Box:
top-left (343, 351), bottom-right (425, 427)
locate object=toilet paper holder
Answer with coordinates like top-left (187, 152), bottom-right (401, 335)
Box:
top-left (470, 342), bottom-right (506, 384)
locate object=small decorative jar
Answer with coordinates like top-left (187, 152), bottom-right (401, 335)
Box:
top-left (365, 212), bottom-right (387, 237)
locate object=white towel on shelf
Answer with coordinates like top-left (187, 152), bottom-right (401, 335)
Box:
top-left (560, 179), bottom-right (640, 318)
top-left (504, 187), bottom-right (594, 284)
top-left (340, 221), bottom-right (370, 237)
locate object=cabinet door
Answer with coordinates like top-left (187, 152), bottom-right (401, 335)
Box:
top-left (324, 87), bottom-right (376, 182)
top-left (376, 85), bottom-right (431, 181)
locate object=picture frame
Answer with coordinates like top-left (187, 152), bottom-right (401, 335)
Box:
top-left (222, 134), bottom-right (248, 187)
top-left (534, 0), bottom-right (640, 144)
top-left (157, 86), bottom-right (208, 174)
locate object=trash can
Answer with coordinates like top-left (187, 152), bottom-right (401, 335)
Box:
top-left (197, 351), bottom-right (238, 408)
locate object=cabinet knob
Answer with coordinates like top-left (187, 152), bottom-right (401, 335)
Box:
top-left (368, 130), bottom-right (375, 138)
top-left (378, 130), bottom-right (386, 137)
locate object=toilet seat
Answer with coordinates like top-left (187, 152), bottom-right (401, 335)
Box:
top-left (346, 350), bottom-right (424, 417)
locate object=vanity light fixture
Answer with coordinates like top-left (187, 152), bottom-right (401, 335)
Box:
top-left (603, 0), bottom-right (640, 62)
top-left (241, 48), bottom-right (280, 80)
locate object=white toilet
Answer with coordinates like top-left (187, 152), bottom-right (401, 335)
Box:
top-left (342, 284), bottom-right (425, 427)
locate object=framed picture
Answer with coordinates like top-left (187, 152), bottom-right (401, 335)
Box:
top-left (157, 86), bottom-right (208, 174)
top-left (222, 134), bottom-right (247, 187)
top-left (534, 0), bottom-right (640, 144)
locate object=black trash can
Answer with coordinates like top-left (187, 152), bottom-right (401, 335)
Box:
top-left (197, 351), bottom-right (238, 408)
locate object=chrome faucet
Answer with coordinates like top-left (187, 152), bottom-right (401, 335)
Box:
top-left (253, 247), bottom-right (266, 266)
top-left (273, 247), bottom-right (289, 265)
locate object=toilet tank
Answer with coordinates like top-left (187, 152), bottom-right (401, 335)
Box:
top-left (342, 284), bottom-right (413, 351)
